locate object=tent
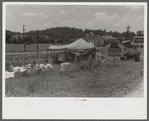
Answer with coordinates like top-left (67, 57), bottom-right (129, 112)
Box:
top-left (47, 38), bottom-right (96, 61)
top-left (47, 38), bottom-right (94, 50)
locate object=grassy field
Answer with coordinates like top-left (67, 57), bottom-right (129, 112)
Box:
top-left (6, 44), bottom-right (108, 54)
top-left (5, 44), bottom-right (144, 97)
top-left (6, 44), bottom-right (55, 53)
top-left (5, 57), bottom-right (144, 97)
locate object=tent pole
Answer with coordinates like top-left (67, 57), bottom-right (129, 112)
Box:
top-left (46, 49), bottom-right (48, 59)
top-left (51, 50), bottom-right (53, 63)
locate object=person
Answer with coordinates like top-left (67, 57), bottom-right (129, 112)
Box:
top-left (52, 53), bottom-right (60, 64)
top-left (75, 51), bottom-right (82, 62)
top-left (55, 53), bottom-right (59, 61)
top-left (64, 51), bottom-right (70, 62)
top-left (58, 51), bottom-right (68, 62)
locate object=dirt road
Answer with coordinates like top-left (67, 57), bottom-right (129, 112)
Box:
top-left (127, 77), bottom-right (144, 97)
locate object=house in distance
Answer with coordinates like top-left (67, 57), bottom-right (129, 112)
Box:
top-left (87, 35), bottom-right (118, 47)
top-left (87, 35), bottom-right (105, 47)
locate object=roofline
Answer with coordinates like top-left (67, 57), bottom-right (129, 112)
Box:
top-left (133, 36), bottom-right (144, 38)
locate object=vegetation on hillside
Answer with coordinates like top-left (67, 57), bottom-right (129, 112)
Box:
top-left (6, 27), bottom-right (144, 44)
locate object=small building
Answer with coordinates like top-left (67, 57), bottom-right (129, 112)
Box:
top-left (132, 36), bottom-right (144, 46)
top-left (102, 35), bottom-right (117, 45)
top-left (11, 34), bottom-right (27, 41)
top-left (87, 35), bottom-right (105, 47)
top-left (87, 35), bottom-right (118, 47)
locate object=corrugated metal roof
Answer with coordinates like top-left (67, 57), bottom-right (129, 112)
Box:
top-left (102, 35), bottom-right (117, 41)
top-left (133, 36), bottom-right (144, 38)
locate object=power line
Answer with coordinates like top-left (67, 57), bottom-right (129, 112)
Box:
top-left (125, 25), bottom-right (131, 40)
top-left (126, 25), bottom-right (131, 32)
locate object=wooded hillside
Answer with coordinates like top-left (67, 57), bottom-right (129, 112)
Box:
top-left (6, 27), bottom-right (143, 44)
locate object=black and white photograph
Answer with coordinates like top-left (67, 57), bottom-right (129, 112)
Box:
top-left (2, 2), bottom-right (147, 119)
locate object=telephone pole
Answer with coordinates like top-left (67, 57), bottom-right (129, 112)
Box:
top-left (23, 25), bottom-right (25, 51)
top-left (37, 30), bottom-right (39, 54)
top-left (126, 25), bottom-right (131, 40)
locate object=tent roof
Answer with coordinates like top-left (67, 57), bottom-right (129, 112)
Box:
top-left (47, 45), bottom-right (67, 50)
top-left (47, 38), bottom-right (94, 50)
top-left (122, 40), bottom-right (131, 44)
top-left (67, 38), bottom-right (94, 50)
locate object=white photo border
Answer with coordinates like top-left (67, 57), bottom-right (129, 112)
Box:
top-left (2, 2), bottom-right (147, 119)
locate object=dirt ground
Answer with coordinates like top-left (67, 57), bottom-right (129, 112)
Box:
top-left (126, 77), bottom-right (144, 97)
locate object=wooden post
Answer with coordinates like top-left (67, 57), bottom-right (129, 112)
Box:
top-left (51, 50), bottom-right (53, 63)
top-left (37, 30), bottom-right (38, 54)
top-left (23, 25), bottom-right (25, 51)
top-left (46, 49), bottom-right (47, 58)
top-left (114, 52), bottom-right (115, 62)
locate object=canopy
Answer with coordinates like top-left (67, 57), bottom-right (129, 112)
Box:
top-left (47, 45), bottom-right (67, 50)
top-left (47, 38), bottom-right (94, 50)
top-left (47, 38), bottom-right (95, 61)
top-left (122, 40), bottom-right (131, 44)
top-left (67, 38), bottom-right (94, 50)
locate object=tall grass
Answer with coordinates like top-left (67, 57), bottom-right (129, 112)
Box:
top-left (6, 53), bottom-right (51, 67)
top-left (5, 56), bottom-right (143, 97)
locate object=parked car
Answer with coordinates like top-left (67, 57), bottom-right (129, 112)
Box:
top-left (120, 47), bottom-right (140, 62)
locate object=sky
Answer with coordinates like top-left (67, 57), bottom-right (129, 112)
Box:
top-left (5, 3), bottom-right (145, 33)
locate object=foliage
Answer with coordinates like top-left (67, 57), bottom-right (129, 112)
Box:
top-left (136, 30), bottom-right (144, 36)
top-left (6, 32), bottom-right (12, 43)
top-left (6, 27), bottom-right (143, 44)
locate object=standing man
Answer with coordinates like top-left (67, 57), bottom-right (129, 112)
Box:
top-left (75, 51), bottom-right (82, 62)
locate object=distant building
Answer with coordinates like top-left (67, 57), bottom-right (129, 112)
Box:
top-left (11, 34), bottom-right (27, 41)
top-left (132, 36), bottom-right (144, 46)
top-left (87, 35), bottom-right (118, 47)
top-left (10, 34), bottom-right (27, 44)
top-left (87, 35), bottom-right (105, 47)
top-left (122, 40), bottom-right (131, 47)
top-left (102, 35), bottom-right (117, 45)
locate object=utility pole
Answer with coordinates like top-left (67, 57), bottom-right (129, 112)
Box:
top-left (126, 25), bottom-right (131, 40)
top-left (23, 25), bottom-right (25, 51)
top-left (37, 30), bottom-right (39, 54)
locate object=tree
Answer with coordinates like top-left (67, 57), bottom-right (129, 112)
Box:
top-left (129, 32), bottom-right (136, 41)
top-left (6, 33), bottom-right (12, 43)
top-left (112, 31), bottom-right (118, 38)
top-left (12, 37), bottom-right (18, 44)
top-left (136, 30), bottom-right (143, 36)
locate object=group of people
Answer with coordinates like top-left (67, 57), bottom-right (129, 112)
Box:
top-left (51, 49), bottom-right (96, 64)
top-left (52, 51), bottom-right (71, 64)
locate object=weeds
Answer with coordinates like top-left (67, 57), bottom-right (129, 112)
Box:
top-left (5, 53), bottom-right (143, 97)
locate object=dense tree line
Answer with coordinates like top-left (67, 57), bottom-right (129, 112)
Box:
top-left (6, 27), bottom-right (144, 44)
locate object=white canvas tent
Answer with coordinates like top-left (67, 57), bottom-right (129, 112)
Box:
top-left (47, 38), bottom-right (95, 50)
top-left (47, 38), bottom-right (96, 61)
